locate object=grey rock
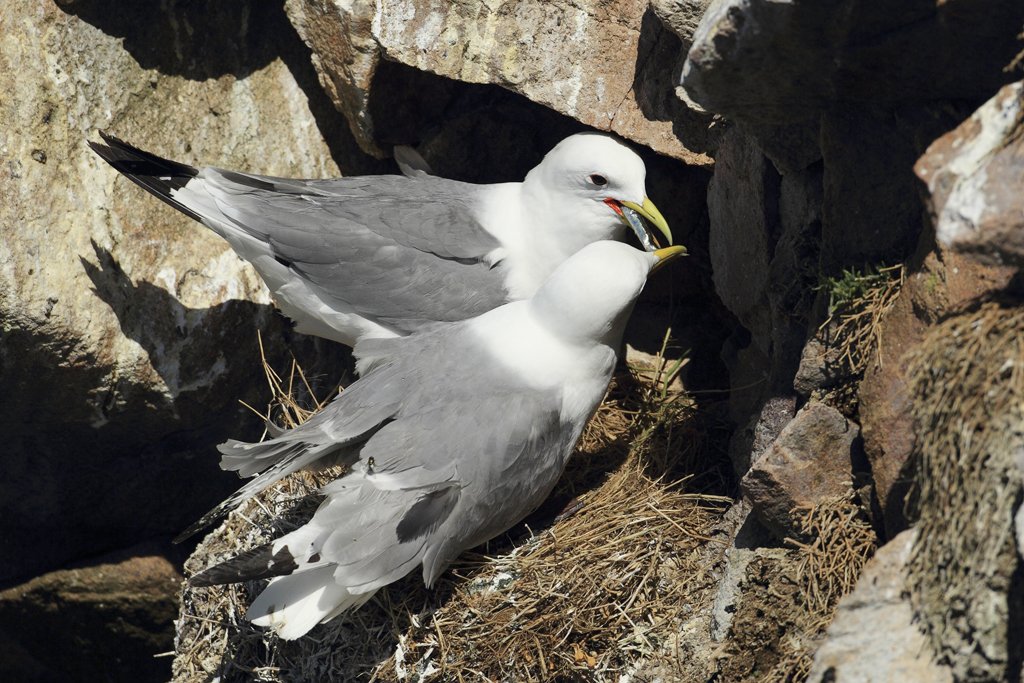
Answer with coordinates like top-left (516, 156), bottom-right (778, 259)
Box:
top-left (707, 127), bottom-right (773, 347)
top-left (793, 337), bottom-right (828, 397)
top-left (709, 131), bottom-right (821, 471)
top-left (766, 164), bottom-right (823, 370)
top-left (749, 396), bottom-right (798, 464)
top-left (710, 504), bottom-right (779, 640)
top-left (807, 529), bottom-right (953, 683)
top-left (738, 118), bottom-right (822, 175)
top-left (728, 394), bottom-right (797, 476)
top-left (682, 0), bottom-right (1024, 125)
top-left (650, 0), bottom-right (714, 46)
top-left (682, 0), bottom-right (841, 123)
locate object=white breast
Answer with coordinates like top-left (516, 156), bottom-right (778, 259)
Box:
top-left (466, 303), bottom-right (617, 425)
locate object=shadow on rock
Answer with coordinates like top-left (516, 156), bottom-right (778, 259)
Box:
top-left (58, 0), bottom-right (281, 81)
top-left (79, 238), bottom-right (348, 422)
top-left (0, 240), bottom-right (348, 584)
top-left (0, 539), bottom-right (187, 683)
top-left (60, 0), bottom-right (391, 176)
top-left (631, 7), bottom-right (722, 157)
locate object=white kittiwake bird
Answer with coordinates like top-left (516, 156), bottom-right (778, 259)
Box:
top-left (184, 240), bottom-right (686, 640)
top-left (89, 132), bottom-right (672, 347)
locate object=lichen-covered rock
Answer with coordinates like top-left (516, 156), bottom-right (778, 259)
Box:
top-left (284, 0), bottom-right (714, 164)
top-left (0, 0), bottom-right (357, 581)
top-left (906, 301), bottom-right (1024, 682)
top-left (916, 81), bottom-right (1024, 268)
top-left (741, 402), bottom-right (857, 539)
top-left (807, 529), bottom-right (953, 683)
top-left (0, 542), bottom-right (183, 683)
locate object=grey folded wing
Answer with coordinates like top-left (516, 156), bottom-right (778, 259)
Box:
top-left (326, 385), bottom-right (575, 589)
top-left (201, 170), bottom-right (511, 330)
top-left (347, 330), bottom-right (580, 584)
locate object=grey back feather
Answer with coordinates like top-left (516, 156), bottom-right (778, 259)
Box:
top-left (201, 170), bottom-right (509, 330)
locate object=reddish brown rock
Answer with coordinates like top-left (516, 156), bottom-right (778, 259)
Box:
top-left (859, 85), bottom-right (1024, 533)
top-left (741, 401), bottom-right (857, 539)
top-left (0, 543), bottom-right (182, 683)
top-left (859, 235), bottom-right (1017, 536)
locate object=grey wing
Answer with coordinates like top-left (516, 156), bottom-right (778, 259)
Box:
top-left (89, 134), bottom-right (510, 334)
top-left (330, 388), bottom-right (575, 591)
top-left (186, 385), bottom-right (572, 609)
top-left (200, 170), bottom-right (510, 329)
top-left (178, 324), bottom-right (478, 542)
top-left (173, 367), bottom-right (404, 543)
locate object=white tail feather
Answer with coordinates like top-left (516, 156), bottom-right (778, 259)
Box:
top-left (247, 566), bottom-right (375, 640)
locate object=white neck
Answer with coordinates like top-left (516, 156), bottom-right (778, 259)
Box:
top-left (478, 181), bottom-right (624, 299)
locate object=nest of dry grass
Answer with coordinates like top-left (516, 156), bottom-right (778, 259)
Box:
top-left (905, 299), bottom-right (1024, 680)
top-left (172, 337), bottom-right (730, 682)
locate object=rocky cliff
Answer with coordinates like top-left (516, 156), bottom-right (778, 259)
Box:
top-left (2, 1), bottom-right (1022, 681)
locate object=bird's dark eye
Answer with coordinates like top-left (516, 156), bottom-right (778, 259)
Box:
top-left (588, 174), bottom-right (608, 187)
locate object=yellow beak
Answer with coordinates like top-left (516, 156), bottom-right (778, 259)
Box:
top-left (621, 197), bottom-right (673, 248)
top-left (651, 244), bottom-right (687, 273)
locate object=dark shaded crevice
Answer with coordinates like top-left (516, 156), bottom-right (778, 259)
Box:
top-left (366, 59), bottom-right (587, 183)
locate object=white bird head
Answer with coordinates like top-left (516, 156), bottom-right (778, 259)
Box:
top-left (529, 240), bottom-right (686, 346)
top-left (522, 133), bottom-right (672, 252)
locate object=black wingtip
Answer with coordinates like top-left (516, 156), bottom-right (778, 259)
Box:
top-left (188, 542), bottom-right (298, 587)
top-left (172, 499), bottom-right (235, 545)
top-left (88, 131), bottom-right (204, 222)
top-left (98, 129), bottom-right (124, 147)
top-left (172, 523), bottom-right (204, 546)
